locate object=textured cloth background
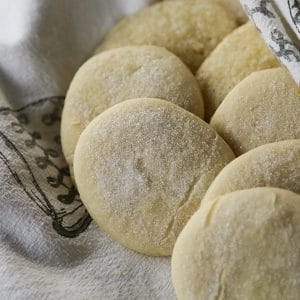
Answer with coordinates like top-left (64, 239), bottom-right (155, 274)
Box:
top-left (241, 0), bottom-right (300, 85)
top-left (0, 0), bottom-right (299, 299)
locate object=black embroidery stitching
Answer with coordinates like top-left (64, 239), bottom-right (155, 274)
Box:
top-left (288, 0), bottom-right (300, 34)
top-left (244, 0), bottom-right (275, 19)
top-left (0, 97), bottom-right (92, 238)
top-left (270, 28), bottom-right (300, 62)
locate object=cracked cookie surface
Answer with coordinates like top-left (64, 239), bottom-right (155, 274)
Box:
top-left (73, 98), bottom-right (234, 256)
top-left (172, 187), bottom-right (300, 299)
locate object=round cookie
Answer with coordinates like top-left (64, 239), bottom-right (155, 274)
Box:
top-left (172, 187), bottom-right (300, 299)
top-left (61, 45), bottom-right (204, 178)
top-left (197, 22), bottom-right (279, 120)
top-left (210, 68), bottom-right (300, 155)
top-left (95, 1), bottom-right (238, 73)
top-left (73, 98), bottom-right (235, 256)
top-left (202, 140), bottom-right (300, 206)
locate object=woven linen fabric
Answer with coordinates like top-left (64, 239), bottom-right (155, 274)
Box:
top-left (241, 0), bottom-right (300, 85)
top-left (0, 1), bottom-right (174, 299)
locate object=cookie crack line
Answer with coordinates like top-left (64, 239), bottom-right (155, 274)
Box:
top-left (161, 174), bottom-right (204, 241)
top-left (216, 268), bottom-right (226, 300)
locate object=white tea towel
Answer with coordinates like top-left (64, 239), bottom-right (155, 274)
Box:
top-left (241, 0), bottom-right (300, 85)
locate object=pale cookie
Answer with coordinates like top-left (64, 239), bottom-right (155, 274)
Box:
top-left (210, 68), bottom-right (300, 155)
top-left (172, 187), bottom-right (300, 299)
top-left (95, 1), bottom-right (238, 73)
top-left (197, 22), bottom-right (279, 120)
top-left (165, 0), bottom-right (248, 24)
top-left (61, 46), bottom-right (204, 178)
top-left (216, 0), bottom-right (248, 24)
top-left (73, 98), bottom-right (235, 256)
top-left (202, 140), bottom-right (300, 206)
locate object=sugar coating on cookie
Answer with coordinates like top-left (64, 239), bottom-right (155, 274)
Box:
top-left (202, 139), bottom-right (300, 206)
top-left (172, 187), bottom-right (300, 299)
top-left (197, 22), bottom-right (279, 120)
top-left (73, 98), bottom-right (235, 256)
top-left (210, 68), bottom-right (300, 155)
top-left (95, 1), bottom-right (238, 73)
top-left (61, 45), bottom-right (204, 179)
top-left (216, 0), bottom-right (248, 24)
top-left (165, 0), bottom-right (248, 24)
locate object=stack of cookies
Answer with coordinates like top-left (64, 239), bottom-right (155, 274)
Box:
top-left (60, 1), bottom-right (300, 298)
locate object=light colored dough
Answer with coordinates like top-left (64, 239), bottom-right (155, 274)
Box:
top-left (210, 68), bottom-right (300, 155)
top-left (95, 1), bottom-right (238, 73)
top-left (197, 22), bottom-right (279, 120)
top-left (165, 0), bottom-right (248, 24)
top-left (202, 140), bottom-right (300, 206)
top-left (216, 0), bottom-right (248, 24)
top-left (73, 98), bottom-right (235, 256)
top-left (61, 45), bottom-right (204, 178)
top-left (172, 187), bottom-right (300, 299)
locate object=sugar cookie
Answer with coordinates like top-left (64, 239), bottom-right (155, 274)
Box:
top-left (74, 98), bottom-right (234, 256)
top-left (202, 140), bottom-right (300, 206)
top-left (172, 187), bottom-right (300, 299)
top-left (197, 22), bottom-right (279, 120)
top-left (216, 0), bottom-right (248, 24)
top-left (61, 46), bottom-right (204, 178)
top-left (165, 0), bottom-right (248, 24)
top-left (95, 1), bottom-right (238, 72)
top-left (210, 68), bottom-right (300, 155)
